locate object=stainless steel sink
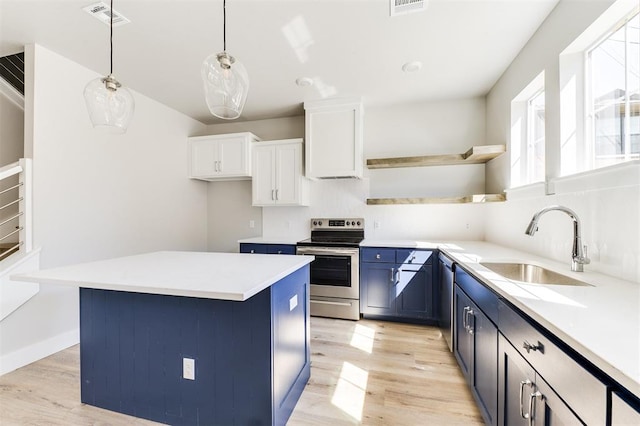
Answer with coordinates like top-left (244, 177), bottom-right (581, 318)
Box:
top-left (480, 262), bottom-right (592, 286)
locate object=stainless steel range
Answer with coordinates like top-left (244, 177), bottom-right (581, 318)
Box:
top-left (296, 218), bottom-right (364, 320)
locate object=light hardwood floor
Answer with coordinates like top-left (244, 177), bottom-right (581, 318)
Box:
top-left (0, 317), bottom-right (483, 425)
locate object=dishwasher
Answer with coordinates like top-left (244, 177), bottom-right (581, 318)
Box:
top-left (438, 252), bottom-right (455, 351)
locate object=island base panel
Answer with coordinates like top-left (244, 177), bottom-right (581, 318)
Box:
top-left (79, 265), bottom-right (310, 426)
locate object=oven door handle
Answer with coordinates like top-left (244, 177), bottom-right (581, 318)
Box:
top-left (296, 246), bottom-right (359, 256)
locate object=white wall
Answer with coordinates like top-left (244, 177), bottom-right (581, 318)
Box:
top-left (0, 90), bottom-right (23, 166)
top-left (485, 0), bottom-right (639, 283)
top-left (204, 98), bottom-right (488, 250)
top-left (0, 44), bottom-right (209, 374)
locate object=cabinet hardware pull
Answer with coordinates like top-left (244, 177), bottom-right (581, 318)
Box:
top-left (250, 249), bottom-right (255, 254)
top-left (519, 380), bottom-right (533, 419)
top-left (271, 189), bottom-right (275, 200)
top-left (522, 340), bottom-right (541, 353)
top-left (275, 189), bottom-right (279, 200)
top-left (376, 254), bottom-right (381, 259)
top-left (462, 306), bottom-right (469, 329)
top-left (466, 309), bottom-right (474, 334)
top-left (390, 268), bottom-right (395, 283)
top-left (528, 390), bottom-right (543, 426)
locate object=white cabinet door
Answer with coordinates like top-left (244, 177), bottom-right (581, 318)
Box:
top-left (190, 139), bottom-right (218, 177)
top-left (218, 136), bottom-right (250, 177)
top-left (304, 98), bottom-right (363, 179)
top-left (275, 142), bottom-right (301, 205)
top-left (252, 139), bottom-right (309, 206)
top-left (188, 133), bottom-right (258, 181)
top-left (252, 144), bottom-right (276, 206)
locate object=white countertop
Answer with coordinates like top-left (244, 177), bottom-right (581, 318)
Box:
top-left (12, 251), bottom-right (314, 302)
top-left (238, 236), bottom-right (307, 245)
top-left (368, 239), bottom-right (640, 398)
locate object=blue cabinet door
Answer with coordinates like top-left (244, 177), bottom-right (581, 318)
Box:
top-left (396, 265), bottom-right (433, 319)
top-left (455, 285), bottom-right (474, 380)
top-left (455, 280), bottom-right (498, 426)
top-left (472, 299), bottom-right (498, 426)
top-left (360, 261), bottom-right (396, 316)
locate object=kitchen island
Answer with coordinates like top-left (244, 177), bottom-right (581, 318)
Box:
top-left (13, 251), bottom-right (314, 426)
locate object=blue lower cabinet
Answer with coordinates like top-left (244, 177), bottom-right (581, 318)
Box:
top-left (360, 247), bottom-right (436, 322)
top-left (240, 243), bottom-right (295, 255)
top-left (454, 284), bottom-right (498, 426)
top-left (79, 265), bottom-right (310, 426)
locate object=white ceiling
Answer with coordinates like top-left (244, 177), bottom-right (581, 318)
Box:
top-left (0, 0), bottom-right (559, 125)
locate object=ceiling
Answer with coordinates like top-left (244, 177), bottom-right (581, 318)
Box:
top-left (0, 0), bottom-right (559, 125)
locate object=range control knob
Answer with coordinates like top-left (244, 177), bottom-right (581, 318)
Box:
top-left (318, 221), bottom-right (323, 226)
top-left (312, 221), bottom-right (317, 226)
top-left (357, 221), bottom-right (361, 226)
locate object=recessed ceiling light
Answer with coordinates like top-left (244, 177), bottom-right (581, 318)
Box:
top-left (402, 61), bottom-right (422, 73)
top-left (296, 77), bottom-right (314, 87)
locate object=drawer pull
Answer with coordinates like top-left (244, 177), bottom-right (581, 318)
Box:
top-left (528, 390), bottom-right (543, 426)
top-left (523, 340), bottom-right (542, 353)
top-left (466, 309), bottom-right (474, 334)
top-left (519, 380), bottom-right (533, 419)
top-left (376, 254), bottom-right (381, 259)
top-left (462, 306), bottom-right (470, 329)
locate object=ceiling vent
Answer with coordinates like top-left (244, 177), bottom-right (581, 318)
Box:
top-left (83, 2), bottom-right (130, 27)
top-left (390, 0), bottom-right (428, 16)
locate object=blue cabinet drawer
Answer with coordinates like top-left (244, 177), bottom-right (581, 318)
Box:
top-left (267, 244), bottom-right (296, 255)
top-left (455, 266), bottom-right (498, 325)
top-left (361, 247), bottom-right (396, 263)
top-left (240, 243), bottom-right (267, 254)
top-left (396, 249), bottom-right (433, 265)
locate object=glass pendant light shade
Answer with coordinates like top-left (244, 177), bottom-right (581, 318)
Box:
top-left (84, 74), bottom-right (135, 133)
top-left (201, 52), bottom-right (249, 120)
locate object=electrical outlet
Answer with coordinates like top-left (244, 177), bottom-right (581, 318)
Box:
top-left (183, 358), bottom-right (195, 380)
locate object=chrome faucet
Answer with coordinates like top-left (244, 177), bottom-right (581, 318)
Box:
top-left (525, 205), bottom-right (590, 272)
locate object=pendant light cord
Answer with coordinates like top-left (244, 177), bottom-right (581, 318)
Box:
top-left (110, 0), bottom-right (114, 75)
top-left (223, 0), bottom-right (227, 52)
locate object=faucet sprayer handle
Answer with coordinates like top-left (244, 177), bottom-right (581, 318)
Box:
top-left (582, 245), bottom-right (591, 264)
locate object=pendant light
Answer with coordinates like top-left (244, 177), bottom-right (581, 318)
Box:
top-left (83, 0), bottom-right (134, 133)
top-left (201, 0), bottom-right (249, 120)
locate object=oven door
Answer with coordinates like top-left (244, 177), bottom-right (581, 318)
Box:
top-left (296, 246), bottom-right (359, 300)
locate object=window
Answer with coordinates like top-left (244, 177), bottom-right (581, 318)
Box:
top-left (586, 11), bottom-right (640, 169)
top-left (527, 90), bottom-right (546, 184)
top-left (510, 72), bottom-right (545, 188)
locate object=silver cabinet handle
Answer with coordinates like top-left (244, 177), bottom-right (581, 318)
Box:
top-left (275, 189), bottom-right (279, 200)
top-left (250, 249), bottom-right (255, 254)
top-left (523, 340), bottom-right (541, 353)
top-left (277, 250), bottom-right (282, 254)
top-left (466, 309), bottom-right (474, 334)
top-left (519, 380), bottom-right (533, 419)
top-left (390, 267), bottom-right (395, 282)
top-left (528, 390), bottom-right (543, 426)
top-left (376, 254), bottom-right (381, 259)
top-left (462, 306), bottom-right (469, 329)
top-left (271, 189), bottom-right (275, 200)
top-left (218, 161), bottom-right (222, 172)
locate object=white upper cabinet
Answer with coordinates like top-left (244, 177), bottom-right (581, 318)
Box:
top-left (188, 132), bottom-right (260, 181)
top-left (304, 98), bottom-right (363, 179)
top-left (252, 139), bottom-right (309, 206)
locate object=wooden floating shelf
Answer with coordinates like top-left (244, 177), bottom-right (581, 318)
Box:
top-left (366, 194), bottom-right (506, 205)
top-left (366, 144), bottom-right (506, 169)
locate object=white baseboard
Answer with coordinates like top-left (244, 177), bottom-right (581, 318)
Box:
top-left (0, 328), bottom-right (79, 376)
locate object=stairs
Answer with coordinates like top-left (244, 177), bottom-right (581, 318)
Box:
top-left (0, 52), bottom-right (24, 95)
